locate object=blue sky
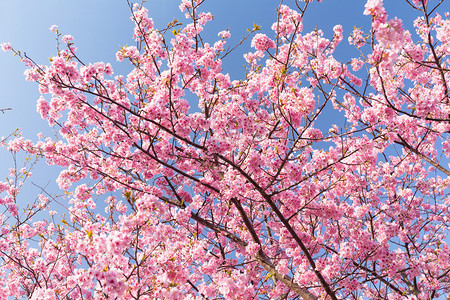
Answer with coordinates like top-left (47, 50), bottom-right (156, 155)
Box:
top-left (0, 0), bottom-right (424, 194)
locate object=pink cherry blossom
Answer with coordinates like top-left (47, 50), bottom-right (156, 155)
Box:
top-left (251, 33), bottom-right (276, 51)
top-left (1, 0), bottom-right (450, 299)
top-left (62, 35), bottom-right (74, 43)
top-left (0, 42), bottom-right (11, 52)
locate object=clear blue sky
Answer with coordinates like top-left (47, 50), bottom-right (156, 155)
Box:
top-left (0, 0), bottom-right (423, 192)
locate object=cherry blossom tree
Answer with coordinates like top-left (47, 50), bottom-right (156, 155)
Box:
top-left (1, 0), bottom-right (450, 298)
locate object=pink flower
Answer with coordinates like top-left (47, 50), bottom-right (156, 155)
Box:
top-left (364, 0), bottom-right (384, 17)
top-left (116, 50), bottom-right (125, 62)
top-left (198, 12), bottom-right (213, 26)
top-left (104, 63), bottom-right (113, 75)
top-left (348, 28), bottom-right (365, 47)
top-left (179, 0), bottom-right (192, 11)
top-left (7, 204), bottom-right (18, 217)
top-left (218, 30), bottom-right (231, 39)
top-left (351, 58), bottom-right (364, 71)
top-left (251, 33), bottom-right (275, 51)
top-left (37, 96), bottom-right (50, 119)
top-left (1, 42), bottom-right (11, 52)
top-left (62, 35), bottom-right (74, 43)
top-left (412, 0), bottom-right (428, 5)
top-left (49, 25), bottom-right (58, 32)
top-left (124, 46), bottom-right (139, 59)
